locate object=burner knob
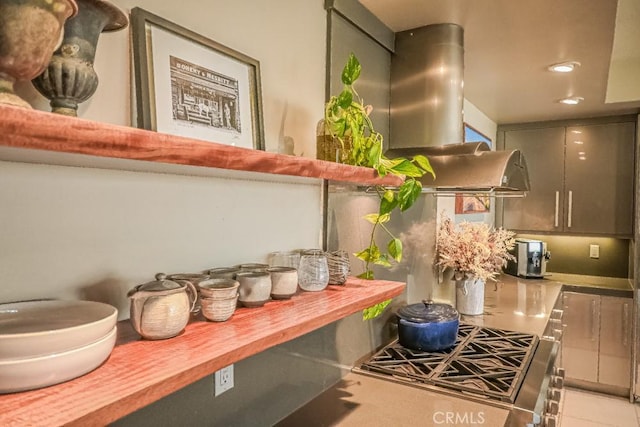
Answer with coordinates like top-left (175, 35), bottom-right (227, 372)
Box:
top-left (546, 399), bottom-right (560, 415)
top-left (544, 415), bottom-right (558, 427)
top-left (553, 367), bottom-right (566, 378)
top-left (547, 388), bottom-right (561, 401)
top-left (551, 375), bottom-right (564, 389)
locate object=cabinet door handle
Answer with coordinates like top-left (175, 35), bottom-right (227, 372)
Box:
top-left (554, 191), bottom-right (560, 227)
top-left (590, 298), bottom-right (597, 340)
top-left (623, 302), bottom-right (629, 347)
top-left (567, 190), bottom-right (573, 228)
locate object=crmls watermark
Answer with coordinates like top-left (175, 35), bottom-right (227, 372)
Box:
top-left (433, 411), bottom-right (486, 425)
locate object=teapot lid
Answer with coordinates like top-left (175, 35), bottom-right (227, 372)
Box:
top-left (137, 273), bottom-right (184, 292)
top-left (396, 300), bottom-right (459, 323)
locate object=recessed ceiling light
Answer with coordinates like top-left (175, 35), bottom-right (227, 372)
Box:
top-left (548, 61), bottom-right (581, 73)
top-left (559, 96), bottom-right (584, 105)
top-left (574, 140), bottom-right (584, 145)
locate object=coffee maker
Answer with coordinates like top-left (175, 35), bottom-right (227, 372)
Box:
top-left (505, 238), bottom-right (551, 278)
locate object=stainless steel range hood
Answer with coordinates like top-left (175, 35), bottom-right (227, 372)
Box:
top-left (387, 23), bottom-right (530, 194)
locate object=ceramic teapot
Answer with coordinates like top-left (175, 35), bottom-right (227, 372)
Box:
top-left (128, 273), bottom-right (198, 340)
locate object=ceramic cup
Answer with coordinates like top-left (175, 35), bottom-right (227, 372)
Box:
top-left (236, 271), bottom-right (271, 307)
top-left (267, 267), bottom-right (298, 299)
top-left (207, 267), bottom-right (240, 279)
top-left (235, 263), bottom-right (269, 273)
top-left (198, 278), bottom-right (239, 299)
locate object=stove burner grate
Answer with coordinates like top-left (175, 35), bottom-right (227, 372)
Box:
top-left (355, 324), bottom-right (538, 405)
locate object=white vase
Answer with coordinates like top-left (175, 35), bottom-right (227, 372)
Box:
top-left (455, 276), bottom-right (485, 315)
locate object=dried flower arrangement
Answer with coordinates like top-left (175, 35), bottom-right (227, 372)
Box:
top-left (436, 214), bottom-right (516, 282)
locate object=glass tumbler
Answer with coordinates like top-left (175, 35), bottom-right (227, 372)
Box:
top-left (298, 250), bottom-right (329, 292)
top-left (268, 251), bottom-right (301, 269)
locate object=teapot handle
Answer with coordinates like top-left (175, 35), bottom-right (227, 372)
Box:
top-left (174, 280), bottom-right (199, 313)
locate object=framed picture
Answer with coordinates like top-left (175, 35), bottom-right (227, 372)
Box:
top-left (131, 7), bottom-right (265, 150)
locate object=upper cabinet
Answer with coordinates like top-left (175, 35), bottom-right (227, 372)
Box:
top-left (498, 117), bottom-right (636, 237)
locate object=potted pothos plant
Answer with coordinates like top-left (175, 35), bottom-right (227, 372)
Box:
top-left (324, 53), bottom-right (435, 319)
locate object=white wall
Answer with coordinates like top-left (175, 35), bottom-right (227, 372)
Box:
top-left (3, 0), bottom-right (327, 319)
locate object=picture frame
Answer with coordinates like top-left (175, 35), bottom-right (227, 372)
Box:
top-left (131, 7), bottom-right (265, 150)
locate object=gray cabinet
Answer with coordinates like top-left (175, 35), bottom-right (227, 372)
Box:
top-left (599, 296), bottom-right (632, 388)
top-left (501, 127), bottom-right (566, 232)
top-left (561, 291), bottom-right (632, 392)
top-left (499, 118), bottom-right (636, 236)
top-left (562, 292), bottom-right (600, 382)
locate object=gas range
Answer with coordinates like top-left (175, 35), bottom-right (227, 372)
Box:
top-left (353, 324), bottom-right (563, 426)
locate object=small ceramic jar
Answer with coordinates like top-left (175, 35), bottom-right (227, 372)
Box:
top-left (267, 267), bottom-right (298, 299)
top-left (236, 271), bottom-right (271, 307)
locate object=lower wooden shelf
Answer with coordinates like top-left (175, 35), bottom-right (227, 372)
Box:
top-left (0, 277), bottom-right (404, 426)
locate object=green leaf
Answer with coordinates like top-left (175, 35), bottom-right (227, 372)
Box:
top-left (355, 244), bottom-right (381, 263)
top-left (379, 193), bottom-right (398, 216)
top-left (363, 213), bottom-right (379, 224)
top-left (341, 53), bottom-right (361, 85)
top-left (373, 254), bottom-right (392, 267)
top-left (398, 179), bottom-right (422, 211)
top-left (363, 299), bottom-right (392, 320)
top-left (357, 270), bottom-right (374, 280)
top-left (389, 159), bottom-right (424, 177)
top-left (413, 154), bottom-right (436, 178)
top-left (337, 89), bottom-right (353, 109)
top-left (367, 140), bottom-right (382, 166)
top-left (354, 248), bottom-right (372, 262)
top-left (388, 238), bottom-right (403, 262)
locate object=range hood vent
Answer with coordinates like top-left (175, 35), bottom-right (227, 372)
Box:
top-left (386, 142), bottom-right (530, 194)
top-left (387, 23), bottom-right (530, 194)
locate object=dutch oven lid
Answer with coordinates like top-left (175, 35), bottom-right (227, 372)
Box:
top-left (396, 300), bottom-right (459, 323)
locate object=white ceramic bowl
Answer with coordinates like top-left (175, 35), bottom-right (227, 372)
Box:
top-left (0, 300), bottom-right (118, 359)
top-left (0, 326), bottom-right (117, 394)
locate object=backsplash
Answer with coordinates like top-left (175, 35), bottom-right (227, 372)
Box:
top-left (516, 234), bottom-right (630, 278)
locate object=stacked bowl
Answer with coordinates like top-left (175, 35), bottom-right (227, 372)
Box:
top-left (0, 299), bottom-right (118, 393)
top-left (198, 279), bottom-right (239, 321)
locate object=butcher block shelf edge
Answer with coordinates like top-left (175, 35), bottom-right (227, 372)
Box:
top-left (0, 277), bottom-right (405, 426)
top-left (0, 105), bottom-right (403, 186)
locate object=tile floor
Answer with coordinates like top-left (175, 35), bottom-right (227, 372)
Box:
top-left (560, 387), bottom-right (640, 427)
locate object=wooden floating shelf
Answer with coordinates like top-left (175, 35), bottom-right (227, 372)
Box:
top-left (0, 277), bottom-right (405, 426)
top-left (0, 105), bottom-right (403, 187)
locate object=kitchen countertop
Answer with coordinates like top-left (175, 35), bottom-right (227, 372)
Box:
top-left (459, 274), bottom-right (563, 337)
top-left (277, 274), bottom-right (565, 426)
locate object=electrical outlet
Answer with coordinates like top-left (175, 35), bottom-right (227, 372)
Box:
top-left (589, 244), bottom-right (600, 259)
top-left (214, 364), bottom-right (234, 396)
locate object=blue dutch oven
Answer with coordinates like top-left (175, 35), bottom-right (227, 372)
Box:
top-left (396, 300), bottom-right (459, 351)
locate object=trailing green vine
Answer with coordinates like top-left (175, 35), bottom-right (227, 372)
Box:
top-left (324, 53), bottom-right (435, 320)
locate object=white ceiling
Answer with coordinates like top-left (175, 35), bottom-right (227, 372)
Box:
top-left (359, 0), bottom-right (640, 124)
